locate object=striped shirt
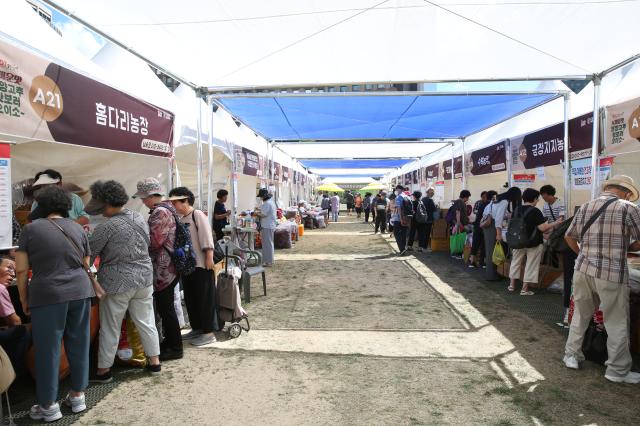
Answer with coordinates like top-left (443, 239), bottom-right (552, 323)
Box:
top-left (542, 197), bottom-right (566, 222)
top-left (565, 192), bottom-right (640, 283)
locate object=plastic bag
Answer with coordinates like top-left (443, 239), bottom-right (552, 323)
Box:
top-left (449, 231), bottom-right (467, 254)
top-left (492, 241), bottom-right (506, 265)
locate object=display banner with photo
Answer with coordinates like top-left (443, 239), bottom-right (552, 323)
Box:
top-left (0, 39), bottom-right (174, 157)
top-left (468, 141), bottom-right (507, 176)
top-left (273, 162), bottom-right (282, 182)
top-left (605, 98), bottom-right (640, 156)
top-left (404, 173), bottom-right (412, 185)
top-left (0, 143), bottom-right (12, 249)
top-left (443, 156), bottom-right (463, 180)
top-left (257, 155), bottom-right (267, 178)
top-left (282, 166), bottom-right (290, 182)
top-left (412, 170), bottom-right (418, 184)
top-left (234, 146), bottom-right (260, 176)
top-left (424, 164), bottom-right (439, 180)
top-left (570, 157), bottom-right (614, 190)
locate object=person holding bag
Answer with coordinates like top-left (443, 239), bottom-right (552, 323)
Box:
top-left (168, 187), bottom-right (219, 347)
top-left (483, 187), bottom-right (522, 281)
top-left (15, 186), bottom-right (94, 422)
top-left (85, 180), bottom-right (162, 383)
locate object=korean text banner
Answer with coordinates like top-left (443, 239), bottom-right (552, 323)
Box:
top-left (412, 170), bottom-right (418, 184)
top-left (282, 166), bottom-right (290, 182)
top-left (424, 164), bottom-right (439, 180)
top-left (273, 162), bottom-right (281, 182)
top-left (468, 141), bottom-right (506, 176)
top-left (234, 146), bottom-right (260, 176)
top-left (404, 173), bottom-right (412, 185)
top-left (443, 156), bottom-right (462, 180)
top-left (0, 39), bottom-right (173, 157)
top-left (605, 98), bottom-right (640, 156)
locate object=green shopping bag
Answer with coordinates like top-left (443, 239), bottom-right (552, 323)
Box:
top-left (492, 241), bottom-right (506, 265)
top-left (449, 231), bottom-right (467, 255)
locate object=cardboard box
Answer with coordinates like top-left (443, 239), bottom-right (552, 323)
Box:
top-left (431, 219), bottom-right (449, 239)
top-left (431, 237), bottom-right (449, 252)
top-left (499, 258), bottom-right (563, 288)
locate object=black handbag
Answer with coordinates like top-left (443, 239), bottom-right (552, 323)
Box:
top-left (582, 321), bottom-right (608, 365)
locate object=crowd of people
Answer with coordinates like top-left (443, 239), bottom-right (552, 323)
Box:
top-left (1, 170), bottom-right (243, 422)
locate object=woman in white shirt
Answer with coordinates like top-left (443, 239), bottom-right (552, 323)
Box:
top-left (483, 187), bottom-right (522, 281)
top-left (256, 188), bottom-right (277, 267)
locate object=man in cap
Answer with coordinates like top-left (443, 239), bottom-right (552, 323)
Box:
top-left (563, 175), bottom-right (640, 383)
top-left (29, 169), bottom-right (89, 225)
top-left (133, 178), bottom-right (183, 361)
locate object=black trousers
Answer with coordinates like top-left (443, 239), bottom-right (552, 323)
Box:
top-left (213, 226), bottom-right (224, 242)
top-left (371, 208), bottom-right (376, 221)
top-left (393, 222), bottom-right (408, 251)
top-left (182, 267), bottom-right (219, 333)
top-left (364, 208), bottom-right (371, 222)
top-left (154, 278), bottom-right (183, 352)
top-left (471, 224), bottom-right (484, 260)
top-left (408, 221), bottom-right (429, 248)
top-left (0, 325), bottom-right (30, 376)
top-left (563, 250), bottom-right (578, 308)
top-left (374, 210), bottom-right (387, 233)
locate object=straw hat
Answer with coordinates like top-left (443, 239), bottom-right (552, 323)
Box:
top-left (603, 175), bottom-right (639, 202)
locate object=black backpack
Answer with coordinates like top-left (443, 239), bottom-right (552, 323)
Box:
top-left (548, 217), bottom-right (574, 252)
top-left (506, 206), bottom-right (539, 249)
top-left (401, 196), bottom-right (413, 218)
top-left (415, 200), bottom-right (428, 224)
top-left (159, 206), bottom-right (197, 276)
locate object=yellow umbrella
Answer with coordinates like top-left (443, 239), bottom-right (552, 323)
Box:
top-left (316, 183), bottom-right (344, 192)
top-left (360, 182), bottom-right (387, 192)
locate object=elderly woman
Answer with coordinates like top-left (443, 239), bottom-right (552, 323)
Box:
top-left (85, 180), bottom-right (161, 382)
top-left (16, 186), bottom-right (94, 422)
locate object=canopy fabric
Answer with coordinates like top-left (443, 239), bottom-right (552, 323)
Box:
top-left (301, 159), bottom-right (411, 169)
top-left (216, 93), bottom-right (558, 141)
top-left (360, 182), bottom-right (387, 191)
top-left (278, 142), bottom-right (447, 159)
top-left (316, 183), bottom-right (344, 191)
top-left (51, 0), bottom-right (639, 88)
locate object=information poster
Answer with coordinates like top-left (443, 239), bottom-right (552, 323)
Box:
top-left (513, 174), bottom-right (535, 191)
top-left (434, 181), bottom-right (445, 206)
top-left (571, 157), bottom-right (614, 190)
top-left (605, 98), bottom-right (640, 155)
top-left (0, 144), bottom-right (11, 249)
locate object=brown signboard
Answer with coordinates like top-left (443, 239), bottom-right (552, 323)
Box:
top-left (469, 141), bottom-right (507, 176)
top-left (424, 164), bottom-right (439, 180)
top-left (443, 156), bottom-right (463, 180)
top-left (0, 39), bottom-right (173, 157)
top-left (282, 166), bottom-right (290, 182)
top-left (234, 146), bottom-right (260, 176)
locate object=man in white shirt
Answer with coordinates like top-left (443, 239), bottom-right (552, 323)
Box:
top-left (540, 185), bottom-right (566, 223)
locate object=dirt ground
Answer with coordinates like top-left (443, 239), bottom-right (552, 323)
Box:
top-left (76, 218), bottom-right (640, 425)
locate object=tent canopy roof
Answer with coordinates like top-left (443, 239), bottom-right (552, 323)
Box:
top-left (216, 92), bottom-right (559, 141)
top-left (50, 0), bottom-right (639, 89)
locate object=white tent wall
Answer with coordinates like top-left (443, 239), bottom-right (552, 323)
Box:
top-left (11, 141), bottom-right (168, 216)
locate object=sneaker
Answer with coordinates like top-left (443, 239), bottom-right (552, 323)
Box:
top-left (181, 329), bottom-right (203, 340)
top-left (605, 371), bottom-right (640, 384)
top-left (520, 290), bottom-right (535, 296)
top-left (417, 247), bottom-right (424, 253)
top-left (145, 363), bottom-right (162, 376)
top-left (30, 403), bottom-right (63, 422)
top-left (191, 334), bottom-right (216, 347)
top-left (62, 393), bottom-right (86, 414)
top-left (398, 249), bottom-right (408, 256)
top-left (563, 309), bottom-right (570, 327)
top-left (563, 355), bottom-right (580, 370)
top-left (159, 348), bottom-right (184, 361)
top-left (91, 370), bottom-right (113, 383)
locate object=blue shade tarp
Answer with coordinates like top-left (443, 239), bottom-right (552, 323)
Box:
top-left (217, 93), bottom-right (558, 141)
top-left (300, 159), bottom-right (412, 169)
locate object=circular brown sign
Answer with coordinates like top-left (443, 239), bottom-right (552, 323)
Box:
top-left (628, 106), bottom-right (640, 140)
top-left (518, 145), bottom-right (528, 164)
top-left (29, 75), bottom-right (64, 122)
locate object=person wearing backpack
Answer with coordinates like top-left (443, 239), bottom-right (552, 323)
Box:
top-left (507, 189), bottom-right (561, 295)
top-left (563, 175), bottom-right (640, 384)
top-left (407, 191), bottom-right (430, 252)
top-left (133, 178), bottom-right (183, 361)
top-left (391, 185), bottom-right (411, 255)
top-left (168, 187), bottom-right (219, 347)
top-left (483, 187), bottom-right (522, 281)
top-left (468, 191), bottom-right (496, 268)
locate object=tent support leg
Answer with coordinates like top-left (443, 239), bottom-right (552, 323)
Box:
top-left (461, 138), bottom-right (466, 190)
top-left (196, 98), bottom-right (203, 210)
top-left (450, 141), bottom-right (455, 202)
top-left (506, 138), bottom-right (513, 188)
top-left (563, 93), bottom-right (571, 212)
top-left (590, 77), bottom-right (601, 200)
top-left (207, 97), bottom-right (214, 219)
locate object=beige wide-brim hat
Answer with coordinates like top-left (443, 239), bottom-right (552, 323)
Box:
top-left (603, 175), bottom-right (639, 202)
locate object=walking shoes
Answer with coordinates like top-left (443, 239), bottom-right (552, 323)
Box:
top-left (181, 329), bottom-right (202, 340)
top-left (605, 371), bottom-right (640, 384)
top-left (30, 403), bottom-right (63, 422)
top-left (62, 393), bottom-right (87, 413)
top-left (563, 355), bottom-right (580, 370)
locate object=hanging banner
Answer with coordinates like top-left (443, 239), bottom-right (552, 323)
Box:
top-left (273, 162), bottom-right (282, 182)
top-left (234, 146), bottom-right (260, 176)
top-left (513, 174), bottom-right (535, 190)
top-left (443, 157), bottom-right (463, 179)
top-left (569, 113), bottom-right (595, 160)
top-left (571, 157), bottom-right (614, 190)
top-left (0, 143), bottom-right (12, 249)
top-left (404, 173), bottom-right (412, 185)
top-left (468, 141), bottom-right (507, 176)
top-left (282, 166), bottom-right (290, 182)
top-left (424, 164), bottom-right (439, 180)
top-left (257, 155), bottom-right (266, 178)
top-left (412, 170), bottom-right (418, 184)
top-left (0, 39), bottom-right (173, 157)
top-left (605, 98), bottom-right (640, 156)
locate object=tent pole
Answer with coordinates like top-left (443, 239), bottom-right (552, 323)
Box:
top-left (563, 93), bottom-right (571, 213)
top-left (506, 138), bottom-right (513, 188)
top-left (195, 99), bottom-right (204, 210)
top-left (207, 98), bottom-right (214, 220)
top-left (450, 141), bottom-right (455, 202)
top-left (461, 138), bottom-right (466, 190)
top-left (590, 77), bottom-right (602, 200)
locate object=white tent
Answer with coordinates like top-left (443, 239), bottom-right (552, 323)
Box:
top-left (49, 0), bottom-right (639, 88)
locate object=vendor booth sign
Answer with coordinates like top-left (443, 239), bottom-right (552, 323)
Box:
top-left (404, 173), bottom-right (412, 185)
top-left (570, 157), bottom-right (614, 190)
top-left (605, 98), bottom-right (640, 156)
top-left (412, 170), bottom-right (418, 184)
top-left (513, 174), bottom-right (535, 190)
top-left (443, 157), bottom-right (462, 180)
top-left (424, 164), bottom-right (439, 180)
top-left (282, 166), bottom-right (290, 182)
top-left (468, 141), bottom-right (506, 175)
top-left (234, 146), bottom-right (260, 176)
top-left (0, 39), bottom-right (174, 157)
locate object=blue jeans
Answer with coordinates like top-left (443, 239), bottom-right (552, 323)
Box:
top-left (332, 210), bottom-right (339, 222)
top-left (30, 298), bottom-right (91, 406)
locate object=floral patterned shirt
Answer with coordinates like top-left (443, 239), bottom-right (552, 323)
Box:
top-left (148, 202), bottom-right (177, 292)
